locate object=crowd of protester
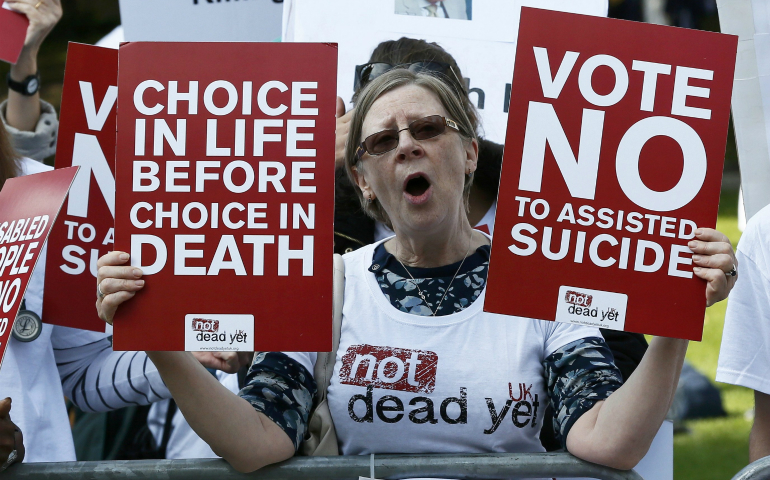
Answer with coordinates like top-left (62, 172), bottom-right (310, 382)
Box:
top-left (0, 0), bottom-right (767, 476)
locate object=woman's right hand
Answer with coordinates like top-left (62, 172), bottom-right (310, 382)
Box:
top-left (96, 251), bottom-right (144, 325)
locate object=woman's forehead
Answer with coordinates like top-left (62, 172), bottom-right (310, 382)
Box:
top-left (362, 84), bottom-right (447, 132)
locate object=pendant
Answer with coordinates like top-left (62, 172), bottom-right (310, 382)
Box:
top-left (12, 310), bottom-right (43, 342)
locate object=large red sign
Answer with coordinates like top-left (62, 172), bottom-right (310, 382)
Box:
top-left (485, 8), bottom-right (737, 340)
top-left (0, 167), bottom-right (78, 368)
top-left (113, 42), bottom-right (337, 352)
top-left (44, 43), bottom-right (118, 332)
top-left (0, 2), bottom-right (27, 64)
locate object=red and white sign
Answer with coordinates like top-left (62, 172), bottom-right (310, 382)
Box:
top-left (113, 42), bottom-right (337, 352)
top-left (485, 8), bottom-right (738, 340)
top-left (44, 43), bottom-right (118, 332)
top-left (0, 2), bottom-right (28, 64)
top-left (0, 167), bottom-right (78, 368)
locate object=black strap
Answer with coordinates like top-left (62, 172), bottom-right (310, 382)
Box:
top-left (157, 400), bottom-right (177, 458)
top-left (440, 1), bottom-right (449, 18)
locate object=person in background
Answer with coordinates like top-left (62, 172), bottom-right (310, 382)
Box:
top-left (717, 203), bottom-right (770, 462)
top-left (394, 0), bottom-right (470, 19)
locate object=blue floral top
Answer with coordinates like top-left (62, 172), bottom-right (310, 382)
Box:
top-left (239, 243), bottom-right (623, 451)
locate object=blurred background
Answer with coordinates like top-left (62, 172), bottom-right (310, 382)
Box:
top-left (0, 0), bottom-right (748, 478)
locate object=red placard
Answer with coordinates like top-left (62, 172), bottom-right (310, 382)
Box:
top-left (113, 42), bottom-right (337, 352)
top-left (44, 43), bottom-right (118, 332)
top-left (485, 8), bottom-right (738, 341)
top-left (0, 167), bottom-right (78, 368)
top-left (0, 2), bottom-right (28, 64)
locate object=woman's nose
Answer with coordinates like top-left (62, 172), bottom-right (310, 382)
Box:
top-left (396, 129), bottom-right (424, 160)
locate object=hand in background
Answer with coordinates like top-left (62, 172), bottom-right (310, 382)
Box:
top-left (5, 0), bottom-right (62, 131)
top-left (0, 398), bottom-right (24, 469)
top-left (192, 352), bottom-right (254, 374)
top-left (335, 96), bottom-right (353, 169)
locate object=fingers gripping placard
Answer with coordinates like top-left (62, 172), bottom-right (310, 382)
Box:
top-left (113, 43), bottom-right (337, 352)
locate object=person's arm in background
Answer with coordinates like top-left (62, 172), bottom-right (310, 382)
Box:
top-left (53, 326), bottom-right (250, 413)
top-left (752, 391), bottom-right (770, 462)
top-left (1, 0), bottom-right (60, 160)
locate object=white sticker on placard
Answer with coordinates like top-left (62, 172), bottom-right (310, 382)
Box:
top-left (555, 286), bottom-right (627, 331)
top-left (184, 314), bottom-right (255, 351)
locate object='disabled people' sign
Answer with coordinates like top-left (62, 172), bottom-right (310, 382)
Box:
top-left (0, 167), bottom-right (78, 368)
top-left (485, 8), bottom-right (738, 340)
top-left (113, 42), bottom-right (337, 352)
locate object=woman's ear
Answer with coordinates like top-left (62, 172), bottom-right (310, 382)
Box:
top-left (352, 164), bottom-right (374, 201)
top-left (465, 138), bottom-right (479, 174)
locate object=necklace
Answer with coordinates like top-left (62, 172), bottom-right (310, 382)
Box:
top-left (395, 232), bottom-right (475, 317)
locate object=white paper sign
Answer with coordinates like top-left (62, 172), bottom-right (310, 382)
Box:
top-left (717, 0), bottom-right (770, 219)
top-left (119, 0), bottom-right (283, 42)
top-left (555, 286), bottom-right (628, 331)
top-left (283, 0), bottom-right (607, 143)
top-left (184, 314), bottom-right (255, 352)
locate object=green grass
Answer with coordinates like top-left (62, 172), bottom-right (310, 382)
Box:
top-left (674, 189), bottom-right (753, 480)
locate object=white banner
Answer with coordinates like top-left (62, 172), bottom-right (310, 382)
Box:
top-left (283, 0), bottom-right (607, 143)
top-left (119, 0), bottom-right (283, 42)
top-left (717, 0), bottom-right (770, 220)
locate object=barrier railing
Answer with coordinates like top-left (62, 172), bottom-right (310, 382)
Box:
top-left (732, 456), bottom-right (770, 480)
top-left (4, 453), bottom-right (643, 480)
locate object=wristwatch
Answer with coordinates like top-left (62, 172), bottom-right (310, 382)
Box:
top-left (6, 72), bottom-right (41, 96)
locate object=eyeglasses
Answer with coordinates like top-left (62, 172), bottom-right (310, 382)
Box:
top-left (353, 61), bottom-right (464, 91)
top-left (355, 115), bottom-right (460, 162)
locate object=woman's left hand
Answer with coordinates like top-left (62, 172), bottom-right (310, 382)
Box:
top-left (689, 228), bottom-right (738, 307)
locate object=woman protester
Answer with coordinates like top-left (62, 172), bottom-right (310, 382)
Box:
top-left (97, 69), bottom-right (737, 473)
top-left (335, 38), bottom-right (649, 450)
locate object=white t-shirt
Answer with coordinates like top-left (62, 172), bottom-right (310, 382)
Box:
top-left (0, 158), bottom-right (75, 462)
top-left (287, 240), bottom-right (599, 476)
top-left (717, 203), bottom-right (770, 394)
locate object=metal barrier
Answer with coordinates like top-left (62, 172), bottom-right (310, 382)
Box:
top-left (3, 453), bottom-right (643, 480)
top-left (732, 456), bottom-right (770, 480)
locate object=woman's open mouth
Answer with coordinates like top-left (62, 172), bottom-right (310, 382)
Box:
top-left (403, 173), bottom-right (432, 204)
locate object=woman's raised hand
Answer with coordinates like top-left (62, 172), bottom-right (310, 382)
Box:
top-left (96, 252), bottom-right (144, 325)
top-left (335, 96), bottom-right (353, 168)
top-left (689, 227), bottom-right (738, 306)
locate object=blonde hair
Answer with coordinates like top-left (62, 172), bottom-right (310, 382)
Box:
top-left (344, 69), bottom-right (478, 229)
